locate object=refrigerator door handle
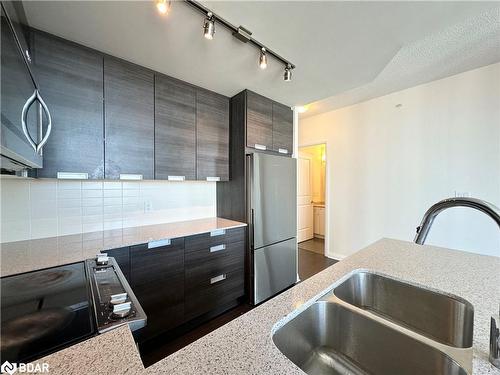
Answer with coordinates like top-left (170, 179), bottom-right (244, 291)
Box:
top-left (250, 208), bottom-right (255, 249)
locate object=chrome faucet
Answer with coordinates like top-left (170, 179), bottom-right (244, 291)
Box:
top-left (414, 197), bottom-right (500, 369)
top-left (491, 305), bottom-right (500, 369)
top-left (414, 197), bottom-right (500, 245)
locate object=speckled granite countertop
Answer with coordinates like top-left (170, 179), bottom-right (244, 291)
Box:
top-left (29, 239), bottom-right (500, 374)
top-left (0, 217), bottom-right (246, 277)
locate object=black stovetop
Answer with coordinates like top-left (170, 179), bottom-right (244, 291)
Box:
top-left (0, 262), bottom-right (96, 364)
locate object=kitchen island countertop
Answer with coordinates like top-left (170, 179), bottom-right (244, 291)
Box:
top-left (30, 238), bottom-right (500, 374)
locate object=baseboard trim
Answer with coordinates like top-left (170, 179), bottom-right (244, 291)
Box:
top-left (327, 252), bottom-right (347, 261)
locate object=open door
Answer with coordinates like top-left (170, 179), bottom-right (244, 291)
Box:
top-left (297, 155), bottom-right (313, 242)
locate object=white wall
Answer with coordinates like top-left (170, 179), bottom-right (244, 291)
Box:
top-left (300, 63), bottom-right (500, 258)
top-left (0, 179), bottom-right (216, 243)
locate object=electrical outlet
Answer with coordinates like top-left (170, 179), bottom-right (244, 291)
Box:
top-left (144, 200), bottom-right (153, 212)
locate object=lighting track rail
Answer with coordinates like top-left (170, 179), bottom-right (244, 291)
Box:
top-left (183, 0), bottom-right (296, 71)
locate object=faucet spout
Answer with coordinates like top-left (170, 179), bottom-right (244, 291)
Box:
top-left (414, 197), bottom-right (500, 245)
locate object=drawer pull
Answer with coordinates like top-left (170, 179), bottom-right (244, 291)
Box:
top-left (278, 148), bottom-right (288, 154)
top-left (210, 229), bottom-right (226, 237)
top-left (210, 274), bottom-right (226, 284)
top-left (57, 172), bottom-right (89, 180)
top-left (210, 244), bottom-right (226, 253)
top-left (168, 176), bottom-right (185, 181)
top-left (254, 144), bottom-right (267, 150)
top-left (148, 238), bottom-right (171, 249)
top-left (119, 174), bottom-right (143, 180)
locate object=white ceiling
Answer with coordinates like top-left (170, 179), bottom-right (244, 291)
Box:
top-left (23, 1), bottom-right (500, 114)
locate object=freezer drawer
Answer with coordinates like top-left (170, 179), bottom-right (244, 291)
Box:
top-left (254, 238), bottom-right (297, 304)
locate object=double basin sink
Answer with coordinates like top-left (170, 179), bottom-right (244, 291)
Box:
top-left (273, 271), bottom-right (474, 375)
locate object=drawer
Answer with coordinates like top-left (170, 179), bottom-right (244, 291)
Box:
top-left (185, 240), bottom-right (244, 270)
top-left (185, 268), bottom-right (244, 320)
top-left (185, 226), bottom-right (245, 251)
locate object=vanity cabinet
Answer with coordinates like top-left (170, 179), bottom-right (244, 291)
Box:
top-left (154, 74), bottom-right (196, 181)
top-left (32, 30), bottom-right (104, 179)
top-left (104, 57), bottom-right (154, 180)
top-left (196, 88), bottom-right (230, 181)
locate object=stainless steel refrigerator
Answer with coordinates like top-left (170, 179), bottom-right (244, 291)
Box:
top-left (247, 152), bottom-right (297, 304)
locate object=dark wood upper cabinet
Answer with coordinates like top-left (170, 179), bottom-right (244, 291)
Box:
top-left (32, 31), bottom-right (104, 179)
top-left (155, 75), bottom-right (196, 180)
top-left (246, 90), bottom-right (273, 150)
top-left (272, 102), bottom-right (293, 154)
top-left (196, 89), bottom-right (229, 181)
top-left (104, 58), bottom-right (154, 180)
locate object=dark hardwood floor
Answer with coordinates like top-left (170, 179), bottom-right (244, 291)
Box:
top-left (298, 245), bottom-right (337, 281)
top-left (140, 242), bottom-right (338, 367)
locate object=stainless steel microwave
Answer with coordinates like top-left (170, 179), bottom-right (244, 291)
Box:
top-left (1, 1), bottom-right (51, 172)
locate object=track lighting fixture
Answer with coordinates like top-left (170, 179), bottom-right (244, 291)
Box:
top-left (284, 64), bottom-right (292, 82)
top-left (203, 12), bottom-right (215, 40)
top-left (156, 0), bottom-right (171, 15)
top-left (155, 0), bottom-right (296, 79)
top-left (259, 48), bottom-right (268, 70)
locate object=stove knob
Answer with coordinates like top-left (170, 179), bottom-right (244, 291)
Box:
top-left (96, 254), bottom-right (109, 266)
top-left (112, 302), bottom-right (131, 319)
top-left (109, 293), bottom-right (128, 306)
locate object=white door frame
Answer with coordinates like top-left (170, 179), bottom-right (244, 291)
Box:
top-left (298, 141), bottom-right (332, 259)
top-left (297, 153), bottom-right (314, 242)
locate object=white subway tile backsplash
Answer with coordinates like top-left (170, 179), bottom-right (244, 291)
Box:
top-left (82, 190), bottom-right (103, 199)
top-left (1, 179), bottom-right (216, 242)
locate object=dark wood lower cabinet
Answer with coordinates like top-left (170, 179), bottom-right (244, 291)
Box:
top-left (129, 240), bottom-right (185, 343)
top-left (102, 227), bottom-right (245, 344)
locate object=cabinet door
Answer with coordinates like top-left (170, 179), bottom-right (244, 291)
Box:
top-left (196, 89), bottom-right (229, 181)
top-left (104, 58), bottom-right (154, 179)
top-left (155, 75), bottom-right (196, 180)
top-left (272, 102), bottom-right (293, 155)
top-left (130, 239), bottom-right (185, 341)
top-left (32, 31), bottom-right (104, 179)
top-left (246, 91), bottom-right (272, 150)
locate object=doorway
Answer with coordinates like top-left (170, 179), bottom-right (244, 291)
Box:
top-left (297, 143), bottom-right (334, 280)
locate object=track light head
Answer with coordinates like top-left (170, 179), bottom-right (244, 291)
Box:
top-left (259, 48), bottom-right (268, 70)
top-left (284, 64), bottom-right (292, 81)
top-left (203, 12), bottom-right (215, 40)
top-left (156, 0), bottom-right (171, 15)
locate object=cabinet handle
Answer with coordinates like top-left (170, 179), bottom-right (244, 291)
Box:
top-left (21, 89), bottom-right (52, 154)
top-left (210, 229), bottom-right (226, 237)
top-left (210, 244), bottom-right (226, 253)
top-left (168, 176), bottom-right (185, 181)
top-left (148, 238), bottom-right (171, 249)
top-left (210, 274), bottom-right (226, 284)
top-left (254, 144), bottom-right (267, 151)
top-left (278, 148), bottom-right (288, 154)
top-left (57, 172), bottom-right (89, 179)
top-left (206, 176), bottom-right (221, 182)
top-left (119, 174), bottom-right (143, 180)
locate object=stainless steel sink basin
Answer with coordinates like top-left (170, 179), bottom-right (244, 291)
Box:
top-left (331, 272), bottom-right (474, 348)
top-left (273, 301), bottom-right (468, 375)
